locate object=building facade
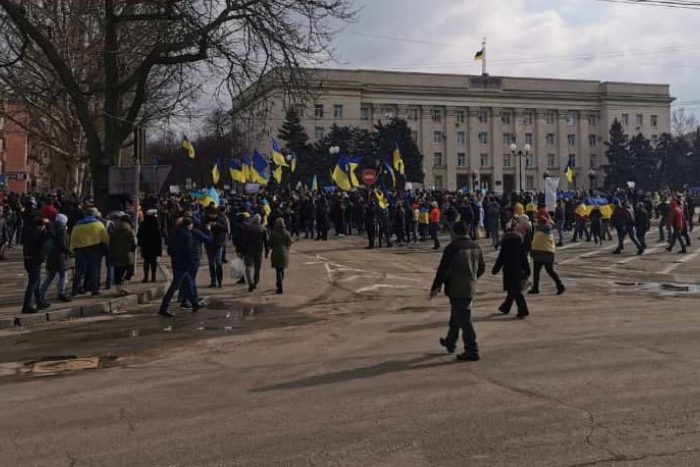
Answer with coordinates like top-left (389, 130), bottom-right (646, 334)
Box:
top-left (233, 69), bottom-right (673, 193)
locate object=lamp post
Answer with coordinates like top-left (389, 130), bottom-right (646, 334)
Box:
top-left (471, 170), bottom-right (478, 193)
top-left (510, 143), bottom-right (531, 194)
top-left (588, 168), bottom-right (596, 190)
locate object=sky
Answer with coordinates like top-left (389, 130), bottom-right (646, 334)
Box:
top-left (325, 0), bottom-right (700, 116)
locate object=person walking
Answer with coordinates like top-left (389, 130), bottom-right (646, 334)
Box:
top-left (634, 202), bottom-right (650, 253)
top-left (69, 208), bottom-right (109, 296)
top-left (137, 209), bottom-right (162, 282)
top-left (430, 221), bottom-right (485, 362)
top-left (611, 201), bottom-right (643, 255)
top-left (22, 218), bottom-right (50, 313)
top-left (590, 205), bottom-right (603, 245)
top-left (109, 215), bottom-right (137, 297)
top-left (528, 209), bottom-right (565, 295)
top-left (493, 220), bottom-right (531, 319)
top-left (428, 201), bottom-right (441, 249)
top-left (40, 213), bottom-right (71, 303)
top-left (667, 199), bottom-right (688, 254)
top-left (204, 207), bottom-right (228, 288)
top-left (159, 218), bottom-right (199, 317)
top-left (269, 217), bottom-right (292, 294)
top-left (241, 214), bottom-right (269, 292)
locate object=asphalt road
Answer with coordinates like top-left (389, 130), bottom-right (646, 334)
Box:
top-left (2, 232), bottom-right (700, 466)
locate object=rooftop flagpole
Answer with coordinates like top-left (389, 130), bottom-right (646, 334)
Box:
top-left (481, 37), bottom-right (487, 76)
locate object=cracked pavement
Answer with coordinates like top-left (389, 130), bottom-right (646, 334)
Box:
top-left (1, 236), bottom-right (700, 466)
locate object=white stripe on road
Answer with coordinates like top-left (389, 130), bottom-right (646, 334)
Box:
top-left (660, 248), bottom-right (700, 275)
top-left (558, 243), bottom-right (619, 265)
top-left (601, 245), bottom-right (666, 271)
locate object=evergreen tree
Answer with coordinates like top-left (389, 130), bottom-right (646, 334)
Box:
top-left (628, 133), bottom-right (658, 190)
top-left (278, 107), bottom-right (312, 186)
top-left (603, 119), bottom-right (632, 189)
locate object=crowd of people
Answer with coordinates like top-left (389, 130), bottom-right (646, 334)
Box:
top-left (0, 187), bottom-right (696, 330)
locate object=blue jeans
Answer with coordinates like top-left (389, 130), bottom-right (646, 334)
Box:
top-left (72, 252), bottom-right (87, 295)
top-left (161, 269), bottom-right (195, 313)
top-left (445, 298), bottom-right (478, 356)
top-left (180, 260), bottom-right (200, 304)
top-left (85, 250), bottom-right (103, 293)
top-left (41, 269), bottom-right (66, 300)
top-left (23, 263), bottom-right (43, 310)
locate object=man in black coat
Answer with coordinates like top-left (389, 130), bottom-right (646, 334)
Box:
top-left (22, 217), bottom-right (50, 314)
top-left (492, 223), bottom-right (531, 319)
top-left (240, 214), bottom-right (269, 292)
top-left (159, 218), bottom-right (199, 317)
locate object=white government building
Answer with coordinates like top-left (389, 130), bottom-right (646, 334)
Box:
top-left (233, 68), bottom-right (673, 193)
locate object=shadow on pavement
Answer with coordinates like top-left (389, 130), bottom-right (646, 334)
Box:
top-left (250, 353), bottom-right (454, 392)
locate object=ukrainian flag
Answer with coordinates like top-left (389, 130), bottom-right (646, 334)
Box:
top-left (229, 159), bottom-right (246, 184)
top-left (474, 48), bottom-right (485, 61)
top-left (182, 135), bottom-right (195, 159)
top-left (211, 159), bottom-right (222, 185)
top-left (273, 165), bottom-right (283, 184)
top-left (332, 154), bottom-right (362, 191)
top-left (384, 162), bottom-right (396, 188)
top-left (242, 155), bottom-right (252, 182)
top-left (290, 152), bottom-right (297, 173)
top-left (392, 143), bottom-right (405, 176)
top-left (374, 188), bottom-right (389, 209)
top-left (193, 187), bottom-right (220, 208)
top-left (261, 199), bottom-right (272, 223)
top-left (331, 164), bottom-right (353, 192)
top-left (271, 138), bottom-right (288, 167)
top-left (564, 162), bottom-right (575, 184)
top-left (251, 151), bottom-right (270, 185)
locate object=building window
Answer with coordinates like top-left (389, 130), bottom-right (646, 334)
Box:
top-left (525, 155), bottom-right (533, 168)
top-left (407, 108), bottom-right (418, 121)
top-left (651, 135), bottom-right (658, 148)
top-left (567, 113), bottom-right (576, 126)
top-left (479, 132), bottom-right (488, 145)
top-left (480, 153), bottom-right (489, 167)
top-left (361, 106), bottom-right (370, 121)
top-left (333, 104), bottom-right (343, 119)
top-left (621, 114), bottom-right (629, 126)
top-left (526, 176), bottom-right (534, 190)
top-left (295, 104), bottom-right (305, 118)
top-left (545, 112), bottom-right (555, 125)
top-left (503, 153), bottom-right (512, 168)
top-left (456, 110), bottom-right (466, 123)
top-left (636, 114), bottom-right (643, 126)
top-left (546, 133), bottom-right (555, 146)
top-left (651, 115), bottom-right (658, 127)
top-left (569, 154), bottom-right (577, 167)
top-left (411, 130), bottom-right (418, 142)
top-left (523, 112), bottom-right (533, 126)
top-left (548, 154), bottom-right (557, 169)
top-left (315, 127), bottom-right (324, 140)
top-left (501, 112), bottom-right (512, 125)
top-left (434, 175), bottom-right (444, 189)
top-left (315, 104), bottom-right (324, 119)
top-left (568, 134), bottom-right (576, 146)
top-left (457, 131), bottom-right (466, 145)
top-left (431, 108), bottom-right (442, 123)
top-left (434, 131), bottom-right (443, 143)
top-left (457, 152), bottom-right (466, 167)
top-left (589, 115), bottom-right (597, 126)
top-left (591, 154), bottom-right (598, 169)
top-left (478, 110), bottom-right (488, 123)
top-left (525, 133), bottom-right (533, 145)
top-left (589, 135), bottom-right (597, 147)
top-left (503, 133), bottom-right (514, 146)
top-left (433, 152), bottom-right (444, 167)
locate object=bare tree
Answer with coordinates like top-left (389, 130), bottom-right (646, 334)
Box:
top-left (0, 0), bottom-right (354, 207)
top-left (672, 107), bottom-right (698, 138)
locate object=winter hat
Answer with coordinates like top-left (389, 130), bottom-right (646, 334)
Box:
top-left (55, 213), bottom-right (68, 226)
top-left (514, 203), bottom-right (525, 215)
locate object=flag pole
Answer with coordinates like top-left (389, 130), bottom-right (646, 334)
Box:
top-left (481, 37), bottom-right (487, 76)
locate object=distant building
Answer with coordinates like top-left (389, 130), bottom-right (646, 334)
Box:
top-left (0, 101), bottom-right (41, 193)
top-left (233, 68), bottom-right (673, 193)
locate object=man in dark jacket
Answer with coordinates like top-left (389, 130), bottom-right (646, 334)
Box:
top-left (241, 214), bottom-right (269, 292)
top-left (612, 201), bottom-right (643, 255)
top-left (430, 221), bottom-right (485, 362)
top-left (159, 218), bottom-right (199, 317)
top-left (634, 203), bottom-right (651, 252)
top-left (204, 208), bottom-right (228, 288)
top-left (40, 213), bottom-right (71, 303)
top-left (22, 217), bottom-right (50, 313)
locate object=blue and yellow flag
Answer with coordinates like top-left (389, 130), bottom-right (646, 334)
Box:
top-left (228, 159), bottom-right (246, 184)
top-left (273, 165), bottom-right (283, 184)
top-left (260, 198), bottom-right (272, 223)
top-left (271, 138), bottom-right (288, 167)
top-left (290, 152), bottom-right (297, 173)
top-left (384, 162), bottom-right (396, 188)
top-left (251, 151), bottom-right (270, 185)
top-left (211, 159), bottom-right (222, 185)
top-left (374, 188), bottom-right (389, 209)
top-left (182, 135), bottom-right (195, 159)
top-left (331, 154), bottom-right (362, 191)
top-left (564, 162), bottom-right (575, 184)
top-left (241, 155), bottom-right (252, 183)
top-left (192, 187), bottom-right (220, 207)
top-left (392, 143), bottom-right (405, 176)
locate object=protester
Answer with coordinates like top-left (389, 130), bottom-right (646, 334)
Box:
top-left (529, 209), bottom-right (565, 295)
top-left (159, 217), bottom-right (199, 317)
top-left (241, 214), bottom-right (269, 292)
top-left (493, 219), bottom-right (531, 319)
top-left (137, 209), bottom-right (162, 282)
top-left (69, 207), bottom-right (110, 296)
top-left (430, 221), bottom-right (485, 361)
top-left (110, 215), bottom-right (137, 296)
top-left (22, 218), bottom-right (50, 313)
top-left (269, 217), bottom-right (293, 294)
top-left (204, 207), bottom-right (228, 288)
top-left (40, 213), bottom-right (71, 303)
top-left (428, 201), bottom-right (441, 249)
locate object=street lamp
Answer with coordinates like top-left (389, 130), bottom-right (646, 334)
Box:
top-left (329, 146), bottom-right (340, 156)
top-left (510, 143), bottom-right (531, 194)
top-left (588, 168), bottom-right (596, 190)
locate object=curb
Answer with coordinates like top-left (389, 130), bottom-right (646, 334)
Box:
top-left (7, 263), bottom-right (172, 329)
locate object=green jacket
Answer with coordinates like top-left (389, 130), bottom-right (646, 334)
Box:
top-left (109, 221), bottom-right (136, 267)
top-left (269, 227), bottom-right (292, 269)
top-left (431, 236), bottom-right (485, 300)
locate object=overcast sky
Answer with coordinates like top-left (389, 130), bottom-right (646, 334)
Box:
top-left (326, 0), bottom-right (700, 115)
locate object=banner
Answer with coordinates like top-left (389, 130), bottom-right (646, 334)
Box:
top-left (545, 177), bottom-right (560, 212)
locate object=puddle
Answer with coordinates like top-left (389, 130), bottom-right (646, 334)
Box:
top-left (616, 281), bottom-right (700, 296)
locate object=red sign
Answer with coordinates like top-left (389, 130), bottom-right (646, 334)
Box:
top-left (361, 169), bottom-right (377, 186)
